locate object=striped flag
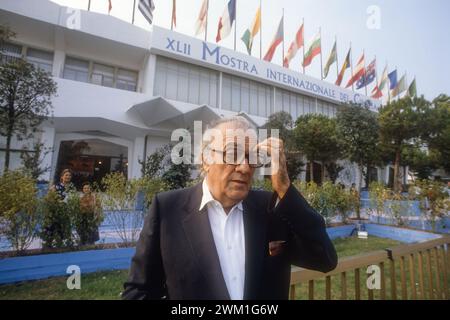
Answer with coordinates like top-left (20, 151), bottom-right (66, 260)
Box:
top-left (302, 31), bottom-right (321, 67)
top-left (346, 53), bottom-right (365, 88)
top-left (283, 24), bottom-right (304, 68)
top-left (371, 65), bottom-right (388, 98)
top-left (241, 6), bottom-right (261, 55)
top-left (323, 40), bottom-right (337, 78)
top-left (335, 48), bottom-right (351, 86)
top-left (392, 74), bottom-right (407, 97)
top-left (216, 0), bottom-right (236, 43)
top-left (195, 0), bottom-right (208, 36)
top-left (263, 16), bottom-right (284, 62)
top-left (139, 0), bottom-right (156, 25)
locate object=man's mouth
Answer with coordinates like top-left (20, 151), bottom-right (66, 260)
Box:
top-left (231, 180), bottom-right (247, 185)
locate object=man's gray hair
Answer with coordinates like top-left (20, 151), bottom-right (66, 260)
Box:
top-left (199, 115), bottom-right (257, 175)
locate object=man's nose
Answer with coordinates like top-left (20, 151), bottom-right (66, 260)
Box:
top-left (235, 157), bottom-right (252, 174)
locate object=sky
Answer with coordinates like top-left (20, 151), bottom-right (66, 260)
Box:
top-left (50, 0), bottom-right (450, 101)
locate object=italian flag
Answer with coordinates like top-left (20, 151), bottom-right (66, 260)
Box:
top-left (241, 6), bottom-right (261, 55)
top-left (263, 16), bottom-right (284, 62)
top-left (283, 24), bottom-right (304, 68)
top-left (302, 31), bottom-right (321, 67)
top-left (346, 53), bottom-right (365, 88)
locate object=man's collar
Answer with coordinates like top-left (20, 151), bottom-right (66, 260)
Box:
top-left (199, 178), bottom-right (243, 213)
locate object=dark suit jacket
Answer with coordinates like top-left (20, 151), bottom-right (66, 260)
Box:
top-left (122, 182), bottom-right (337, 300)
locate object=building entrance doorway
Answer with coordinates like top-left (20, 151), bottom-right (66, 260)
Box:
top-left (55, 139), bottom-right (128, 189)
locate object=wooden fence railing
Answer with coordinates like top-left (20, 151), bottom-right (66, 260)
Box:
top-left (289, 236), bottom-right (450, 300)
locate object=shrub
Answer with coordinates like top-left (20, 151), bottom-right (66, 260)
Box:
top-left (39, 189), bottom-right (75, 249)
top-left (293, 181), bottom-right (353, 225)
top-left (72, 189), bottom-right (103, 246)
top-left (0, 170), bottom-right (39, 253)
top-left (411, 180), bottom-right (449, 231)
top-left (101, 173), bottom-right (145, 245)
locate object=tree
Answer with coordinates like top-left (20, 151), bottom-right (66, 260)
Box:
top-left (140, 144), bottom-right (192, 190)
top-left (0, 25), bottom-right (15, 54)
top-left (294, 114), bottom-right (342, 182)
top-left (424, 95), bottom-right (450, 173)
top-left (263, 111), bottom-right (304, 180)
top-left (0, 59), bottom-right (57, 171)
top-left (20, 142), bottom-right (51, 181)
top-left (378, 96), bottom-right (430, 192)
top-left (140, 145), bottom-right (171, 179)
top-left (336, 103), bottom-right (380, 191)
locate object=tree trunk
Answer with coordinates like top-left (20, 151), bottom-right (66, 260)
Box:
top-left (393, 150), bottom-right (401, 192)
top-left (310, 161), bottom-right (314, 183)
top-left (4, 130), bottom-right (12, 172)
top-left (321, 161), bottom-right (326, 184)
top-left (355, 163), bottom-right (363, 220)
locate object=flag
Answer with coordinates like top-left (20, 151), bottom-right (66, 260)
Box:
top-left (392, 74), bottom-right (407, 97)
top-left (346, 53), bottom-right (365, 88)
top-left (139, 0), bottom-right (156, 25)
top-left (283, 24), bottom-right (304, 68)
top-left (371, 65), bottom-right (388, 98)
top-left (388, 70), bottom-right (398, 90)
top-left (263, 16), bottom-right (284, 62)
top-left (302, 31), bottom-right (321, 67)
top-left (356, 58), bottom-right (376, 90)
top-left (335, 48), bottom-right (351, 86)
top-left (323, 41), bottom-right (337, 78)
top-left (195, 0), bottom-right (208, 36)
top-left (108, 0), bottom-right (112, 14)
top-left (241, 6), bottom-right (261, 55)
top-left (172, 0), bottom-right (177, 28)
top-left (407, 78), bottom-right (417, 97)
top-left (371, 85), bottom-right (383, 99)
top-left (216, 0), bottom-right (236, 43)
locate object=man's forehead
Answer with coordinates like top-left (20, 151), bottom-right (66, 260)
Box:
top-left (208, 123), bottom-right (258, 148)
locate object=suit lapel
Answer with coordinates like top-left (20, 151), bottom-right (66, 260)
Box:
top-left (243, 195), bottom-right (267, 300)
top-left (181, 183), bottom-right (231, 300)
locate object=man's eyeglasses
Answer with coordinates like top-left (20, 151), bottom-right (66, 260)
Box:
top-left (206, 147), bottom-right (269, 168)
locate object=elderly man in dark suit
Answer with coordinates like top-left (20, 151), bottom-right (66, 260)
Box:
top-left (122, 116), bottom-right (337, 300)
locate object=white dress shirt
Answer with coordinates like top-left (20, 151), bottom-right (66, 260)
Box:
top-left (199, 179), bottom-right (246, 300)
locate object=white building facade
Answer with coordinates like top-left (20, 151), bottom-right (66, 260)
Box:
top-left (1, 0), bottom-right (398, 187)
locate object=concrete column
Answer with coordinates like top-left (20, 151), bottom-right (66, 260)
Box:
top-left (130, 136), bottom-right (145, 179)
top-left (53, 28), bottom-right (66, 78)
top-left (141, 53), bottom-right (157, 95)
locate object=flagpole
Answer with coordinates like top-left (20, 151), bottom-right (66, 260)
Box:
top-left (205, 0), bottom-right (209, 42)
top-left (374, 55), bottom-right (379, 98)
top-left (319, 27), bottom-right (323, 80)
top-left (234, 0), bottom-right (238, 51)
top-left (363, 49), bottom-right (368, 97)
top-left (350, 42), bottom-right (354, 92)
top-left (335, 35), bottom-right (339, 81)
top-left (302, 17), bottom-right (305, 74)
top-left (259, 0), bottom-right (262, 59)
top-left (282, 9), bottom-right (285, 64)
top-left (88, 0), bottom-right (91, 11)
top-left (171, 0), bottom-right (174, 30)
top-left (132, 0), bottom-right (136, 24)
top-left (404, 71), bottom-right (408, 99)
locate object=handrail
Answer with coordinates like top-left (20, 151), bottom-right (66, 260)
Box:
top-left (289, 236), bottom-right (450, 300)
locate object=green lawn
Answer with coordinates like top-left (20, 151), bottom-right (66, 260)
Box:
top-left (0, 236), bottom-right (421, 300)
